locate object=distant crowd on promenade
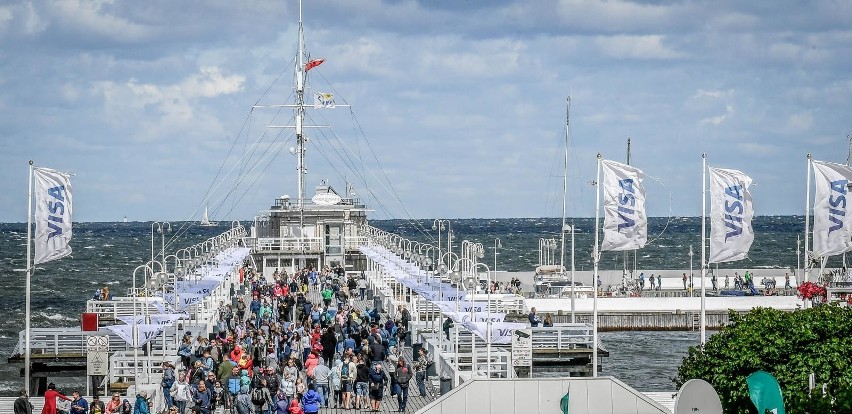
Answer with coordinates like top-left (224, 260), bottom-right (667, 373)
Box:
top-left (30, 264), bottom-right (430, 414)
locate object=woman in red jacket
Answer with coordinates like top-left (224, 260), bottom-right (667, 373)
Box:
top-left (41, 383), bottom-right (71, 414)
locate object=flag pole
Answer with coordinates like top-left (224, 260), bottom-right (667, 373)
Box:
top-left (24, 160), bottom-right (34, 395)
top-left (592, 153), bottom-right (602, 377)
top-left (804, 154), bottom-right (812, 308)
top-left (700, 153), bottom-right (707, 345)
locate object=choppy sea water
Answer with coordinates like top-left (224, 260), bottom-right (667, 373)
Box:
top-left (0, 217), bottom-right (807, 394)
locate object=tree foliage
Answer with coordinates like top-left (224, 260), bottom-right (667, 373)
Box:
top-left (675, 305), bottom-right (852, 413)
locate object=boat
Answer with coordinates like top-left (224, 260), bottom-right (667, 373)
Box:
top-left (199, 205), bottom-right (218, 227)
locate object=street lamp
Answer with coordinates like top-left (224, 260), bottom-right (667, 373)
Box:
top-left (132, 264), bottom-right (154, 386)
top-left (493, 238), bottom-right (502, 291)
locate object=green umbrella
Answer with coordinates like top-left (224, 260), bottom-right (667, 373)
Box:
top-left (747, 371), bottom-right (785, 414)
top-left (560, 391), bottom-right (569, 414)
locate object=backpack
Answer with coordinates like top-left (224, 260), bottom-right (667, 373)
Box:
top-left (341, 363), bottom-right (349, 379)
top-left (251, 388), bottom-right (265, 405)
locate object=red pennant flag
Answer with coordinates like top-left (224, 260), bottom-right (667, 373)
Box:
top-left (305, 58), bottom-right (325, 71)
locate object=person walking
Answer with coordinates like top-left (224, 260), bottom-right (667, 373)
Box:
top-left (414, 348), bottom-right (429, 397)
top-left (42, 383), bottom-right (71, 414)
top-left (14, 390), bottom-right (33, 414)
top-left (393, 359), bottom-right (413, 412)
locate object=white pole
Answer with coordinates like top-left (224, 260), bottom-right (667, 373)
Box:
top-left (804, 154), bottom-right (812, 308)
top-left (570, 223), bottom-right (576, 323)
top-left (592, 154), bottom-right (602, 377)
top-left (700, 153), bottom-right (707, 344)
top-left (24, 160), bottom-right (34, 395)
top-left (560, 97), bottom-right (571, 315)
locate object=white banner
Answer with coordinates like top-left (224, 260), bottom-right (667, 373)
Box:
top-left (162, 293), bottom-right (205, 310)
top-left (812, 161), bottom-right (852, 257)
top-left (174, 280), bottom-right (220, 296)
top-left (104, 324), bottom-right (165, 348)
top-left (33, 167), bottom-right (73, 264)
top-left (446, 312), bottom-right (505, 323)
top-left (601, 160), bottom-right (647, 251)
top-left (434, 301), bottom-right (486, 313)
top-left (709, 167), bottom-right (755, 263)
top-left (118, 313), bottom-right (187, 326)
top-left (461, 322), bottom-right (528, 344)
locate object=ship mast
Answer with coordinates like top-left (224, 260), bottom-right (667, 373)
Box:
top-left (296, 0), bottom-right (307, 253)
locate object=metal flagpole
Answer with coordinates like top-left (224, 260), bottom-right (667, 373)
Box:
top-left (24, 160), bottom-right (34, 395)
top-left (592, 154), bottom-right (602, 377)
top-left (700, 153), bottom-right (707, 344)
top-left (804, 154), bottom-right (812, 308)
top-left (560, 96), bottom-right (570, 320)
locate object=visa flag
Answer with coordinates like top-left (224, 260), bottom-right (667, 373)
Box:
top-left (33, 167), bottom-right (73, 265)
top-left (812, 161), bottom-right (852, 257)
top-left (601, 160), bottom-right (647, 251)
top-left (709, 167), bottom-right (754, 263)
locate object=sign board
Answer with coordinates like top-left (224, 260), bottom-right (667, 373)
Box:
top-left (511, 328), bottom-right (532, 366)
top-left (311, 193), bottom-right (342, 206)
top-left (87, 351), bottom-right (109, 376)
top-left (86, 335), bottom-right (109, 352)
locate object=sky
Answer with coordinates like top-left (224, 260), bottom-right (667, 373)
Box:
top-left (1, 0), bottom-right (851, 223)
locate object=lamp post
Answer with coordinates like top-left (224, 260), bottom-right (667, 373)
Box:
top-left (132, 264), bottom-right (154, 386)
top-left (493, 238), bottom-right (501, 292)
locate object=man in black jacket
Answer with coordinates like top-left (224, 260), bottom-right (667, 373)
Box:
top-left (13, 390), bottom-right (32, 414)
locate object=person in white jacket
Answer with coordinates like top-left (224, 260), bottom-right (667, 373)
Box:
top-left (170, 371), bottom-right (192, 414)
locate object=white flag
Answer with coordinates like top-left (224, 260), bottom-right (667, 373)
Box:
top-left (812, 161), bottom-right (852, 257)
top-left (33, 167), bottom-right (73, 264)
top-left (314, 92), bottom-right (335, 108)
top-left (709, 167), bottom-right (754, 263)
top-left (601, 160), bottom-right (647, 251)
top-left (104, 324), bottom-right (165, 348)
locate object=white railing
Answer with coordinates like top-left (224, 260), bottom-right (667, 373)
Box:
top-left (253, 237), bottom-right (323, 252)
top-left (109, 350), bottom-right (173, 384)
top-left (86, 298), bottom-right (166, 322)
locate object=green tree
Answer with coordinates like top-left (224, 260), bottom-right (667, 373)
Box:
top-left (675, 305), bottom-right (852, 413)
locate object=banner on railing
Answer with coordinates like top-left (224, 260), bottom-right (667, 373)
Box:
top-left (104, 323), bottom-right (165, 348)
top-left (461, 321), bottom-right (528, 344)
top-left (446, 312), bottom-right (505, 323)
top-left (118, 313), bottom-right (187, 326)
top-left (434, 301), bottom-right (486, 313)
top-left (161, 293), bottom-right (205, 310)
top-left (175, 279), bottom-right (220, 296)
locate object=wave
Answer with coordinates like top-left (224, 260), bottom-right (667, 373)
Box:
top-left (38, 312), bottom-right (76, 322)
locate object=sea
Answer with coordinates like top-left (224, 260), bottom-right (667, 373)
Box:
top-left (0, 216), bottom-right (812, 395)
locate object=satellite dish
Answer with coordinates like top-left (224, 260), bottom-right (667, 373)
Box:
top-left (674, 379), bottom-right (723, 414)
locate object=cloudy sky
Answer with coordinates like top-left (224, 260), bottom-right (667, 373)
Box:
top-left (1, 0), bottom-right (850, 222)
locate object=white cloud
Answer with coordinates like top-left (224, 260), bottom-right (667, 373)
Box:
top-left (0, 6), bottom-right (12, 31)
top-left (693, 89), bottom-right (734, 100)
top-left (700, 105), bottom-right (734, 126)
top-left (23, 1), bottom-right (47, 34)
top-left (787, 112), bottom-right (813, 132)
top-left (594, 35), bottom-right (681, 60)
top-left (49, 0), bottom-right (151, 42)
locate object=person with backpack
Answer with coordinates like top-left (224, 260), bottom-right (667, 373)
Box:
top-left (251, 378), bottom-right (273, 414)
top-left (393, 359), bottom-right (413, 412)
top-left (234, 390), bottom-right (252, 414)
top-left (339, 355), bottom-right (356, 409)
top-left (367, 363), bottom-right (388, 412)
top-left (161, 361), bottom-right (176, 409)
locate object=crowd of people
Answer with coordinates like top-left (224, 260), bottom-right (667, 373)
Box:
top-left (23, 264), bottom-right (431, 414)
top-left (156, 265), bottom-right (429, 414)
